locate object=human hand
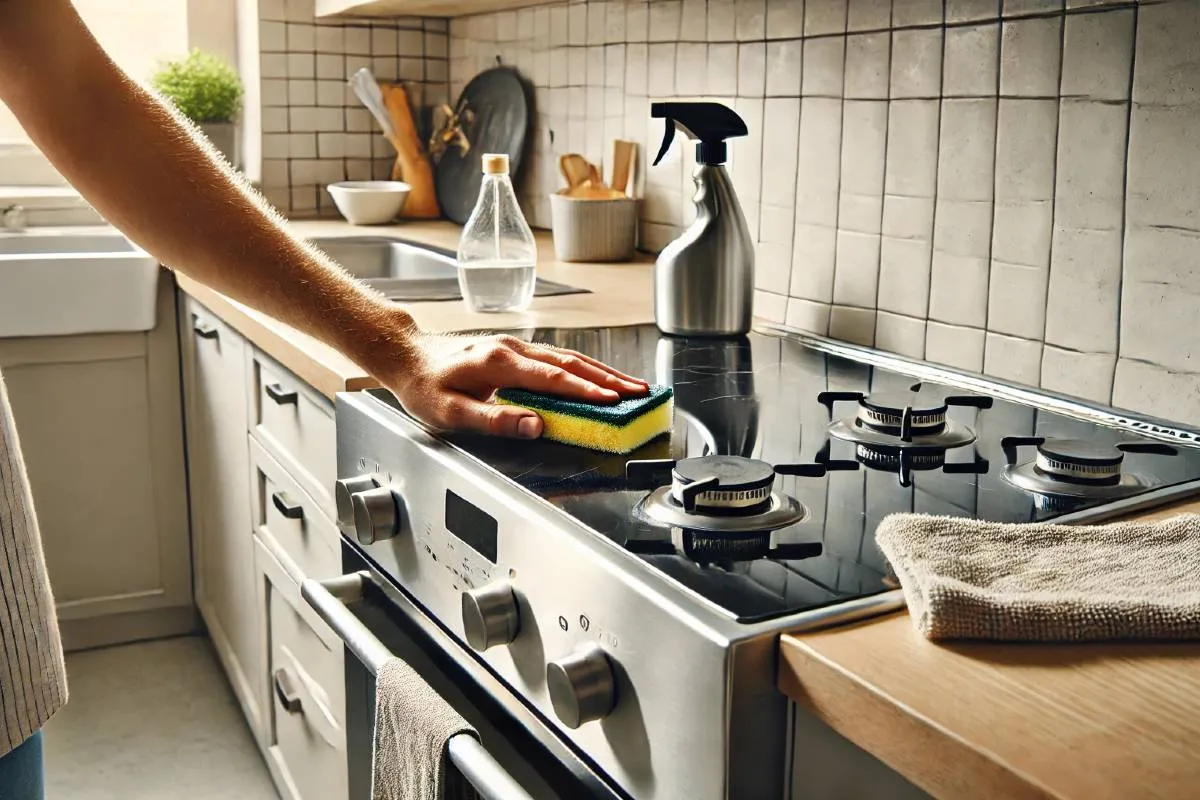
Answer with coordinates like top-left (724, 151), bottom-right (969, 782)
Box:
top-left (388, 332), bottom-right (649, 438)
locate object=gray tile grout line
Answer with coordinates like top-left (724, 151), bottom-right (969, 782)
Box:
top-left (981, 6), bottom-right (1003, 369)
top-left (1035, 5), bottom-right (1069, 391)
top-left (824, 2), bottom-right (850, 338)
top-left (870, 1), bottom-right (898, 349)
top-left (922, 0), bottom-right (948, 361)
top-left (776, 31), bottom-right (804, 302)
top-left (1111, 2), bottom-right (1140, 405)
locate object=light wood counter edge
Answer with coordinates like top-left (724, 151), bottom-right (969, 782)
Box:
top-left (778, 497), bottom-right (1200, 800)
top-left (176, 219), bottom-right (656, 400)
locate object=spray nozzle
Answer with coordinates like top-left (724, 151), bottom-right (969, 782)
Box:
top-left (651, 102), bottom-right (748, 167)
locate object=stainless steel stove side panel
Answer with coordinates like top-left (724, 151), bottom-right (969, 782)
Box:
top-left (726, 634), bottom-right (790, 800)
top-left (337, 392), bottom-right (753, 800)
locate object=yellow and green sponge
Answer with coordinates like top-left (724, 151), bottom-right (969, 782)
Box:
top-left (495, 385), bottom-right (674, 454)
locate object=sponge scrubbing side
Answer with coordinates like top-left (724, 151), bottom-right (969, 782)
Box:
top-left (495, 385), bottom-right (674, 454)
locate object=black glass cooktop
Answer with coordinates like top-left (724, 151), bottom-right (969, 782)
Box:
top-left (419, 326), bottom-right (1200, 624)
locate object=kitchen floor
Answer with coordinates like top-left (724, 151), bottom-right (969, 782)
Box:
top-left (42, 636), bottom-right (278, 800)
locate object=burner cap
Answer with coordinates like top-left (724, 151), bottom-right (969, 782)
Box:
top-left (1035, 439), bottom-right (1123, 484)
top-left (857, 391), bottom-right (948, 436)
top-left (671, 456), bottom-right (776, 511)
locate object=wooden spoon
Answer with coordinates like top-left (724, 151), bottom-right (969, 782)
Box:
top-left (380, 83), bottom-right (440, 218)
top-left (559, 153), bottom-right (592, 189)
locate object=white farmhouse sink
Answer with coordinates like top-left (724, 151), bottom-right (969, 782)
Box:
top-left (0, 227), bottom-right (159, 338)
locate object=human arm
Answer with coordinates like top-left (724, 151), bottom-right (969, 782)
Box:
top-left (0, 0), bottom-right (646, 437)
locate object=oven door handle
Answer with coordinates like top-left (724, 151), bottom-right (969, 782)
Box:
top-left (300, 573), bottom-right (535, 800)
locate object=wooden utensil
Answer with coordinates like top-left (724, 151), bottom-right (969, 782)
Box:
top-left (562, 180), bottom-right (626, 200)
top-left (380, 83), bottom-right (440, 219)
top-left (559, 153), bottom-right (592, 190)
top-left (611, 140), bottom-right (636, 195)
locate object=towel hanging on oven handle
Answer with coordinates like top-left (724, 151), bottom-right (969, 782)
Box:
top-left (301, 573), bottom-right (535, 800)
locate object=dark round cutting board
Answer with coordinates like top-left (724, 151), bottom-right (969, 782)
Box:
top-left (435, 66), bottom-right (534, 225)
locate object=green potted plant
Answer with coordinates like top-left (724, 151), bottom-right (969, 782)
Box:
top-left (151, 49), bottom-right (244, 167)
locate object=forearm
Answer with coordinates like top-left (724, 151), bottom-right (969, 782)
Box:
top-left (0, 0), bottom-right (415, 383)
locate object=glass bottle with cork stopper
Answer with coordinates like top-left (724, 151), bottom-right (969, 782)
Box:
top-left (455, 153), bottom-right (538, 312)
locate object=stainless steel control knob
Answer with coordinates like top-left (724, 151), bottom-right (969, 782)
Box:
top-left (546, 644), bottom-right (616, 729)
top-left (461, 582), bottom-right (520, 651)
top-left (334, 475), bottom-right (376, 529)
top-left (351, 487), bottom-right (401, 545)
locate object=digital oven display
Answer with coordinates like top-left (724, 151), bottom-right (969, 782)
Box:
top-left (444, 490), bottom-right (498, 563)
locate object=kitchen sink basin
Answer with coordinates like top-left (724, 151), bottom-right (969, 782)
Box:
top-left (0, 228), bottom-right (160, 338)
top-left (310, 236), bottom-right (458, 281)
top-left (309, 235), bottom-right (588, 303)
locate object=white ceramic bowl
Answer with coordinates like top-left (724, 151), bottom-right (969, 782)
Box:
top-left (326, 181), bottom-right (410, 225)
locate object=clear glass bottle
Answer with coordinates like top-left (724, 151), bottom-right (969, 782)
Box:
top-left (456, 153), bottom-right (538, 313)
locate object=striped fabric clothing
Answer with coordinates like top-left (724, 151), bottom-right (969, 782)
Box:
top-left (0, 371), bottom-right (67, 757)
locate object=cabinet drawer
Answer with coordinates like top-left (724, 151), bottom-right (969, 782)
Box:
top-left (252, 437), bottom-right (339, 583)
top-left (257, 537), bottom-right (348, 800)
top-left (250, 350), bottom-right (336, 519)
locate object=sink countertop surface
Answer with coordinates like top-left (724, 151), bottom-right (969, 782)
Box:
top-left (174, 219), bottom-right (656, 399)
top-left (779, 496), bottom-right (1200, 800)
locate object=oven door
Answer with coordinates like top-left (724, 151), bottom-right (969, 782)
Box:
top-left (301, 542), bottom-right (625, 800)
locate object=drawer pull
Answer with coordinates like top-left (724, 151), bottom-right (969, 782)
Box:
top-left (274, 668), bottom-right (303, 714)
top-left (192, 318), bottom-right (219, 340)
top-left (272, 491), bottom-right (305, 521)
top-left (265, 382), bottom-right (299, 405)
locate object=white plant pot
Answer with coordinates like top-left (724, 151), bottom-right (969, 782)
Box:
top-left (200, 121), bottom-right (240, 169)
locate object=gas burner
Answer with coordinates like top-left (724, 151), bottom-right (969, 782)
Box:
top-left (1001, 436), bottom-right (1177, 499)
top-left (625, 455), bottom-right (830, 541)
top-left (818, 390), bottom-right (992, 449)
top-left (626, 455), bottom-right (825, 514)
top-left (636, 485), bottom-right (808, 533)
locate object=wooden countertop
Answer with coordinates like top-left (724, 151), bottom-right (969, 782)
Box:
top-left (175, 219), bottom-right (655, 399)
top-left (778, 498), bottom-right (1200, 800)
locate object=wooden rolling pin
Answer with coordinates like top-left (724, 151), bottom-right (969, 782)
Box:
top-left (380, 83), bottom-right (440, 219)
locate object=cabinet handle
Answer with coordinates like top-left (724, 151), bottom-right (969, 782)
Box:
top-left (265, 382), bottom-right (298, 405)
top-left (272, 491), bottom-right (304, 520)
top-left (273, 668), bottom-right (303, 714)
top-left (192, 318), bottom-right (219, 340)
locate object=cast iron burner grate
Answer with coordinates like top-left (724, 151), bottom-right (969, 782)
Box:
top-left (818, 386), bottom-right (992, 449)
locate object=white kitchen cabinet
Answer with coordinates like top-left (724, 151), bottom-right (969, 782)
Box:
top-left (178, 294), bottom-right (265, 746)
top-left (256, 533), bottom-right (348, 800)
top-left (0, 271), bottom-right (193, 651)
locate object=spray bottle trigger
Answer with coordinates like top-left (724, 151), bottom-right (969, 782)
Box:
top-left (653, 122), bottom-right (676, 167)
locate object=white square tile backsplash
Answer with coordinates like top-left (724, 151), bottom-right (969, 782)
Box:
top-left (202, 0), bottom-right (1177, 425)
top-left (255, 2), bottom-right (448, 219)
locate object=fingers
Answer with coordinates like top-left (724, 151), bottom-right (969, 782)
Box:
top-left (508, 340), bottom-right (649, 395)
top-left (437, 395), bottom-right (544, 439)
top-left (507, 355), bottom-right (623, 402)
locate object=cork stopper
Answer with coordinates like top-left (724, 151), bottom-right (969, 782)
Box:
top-left (482, 153), bottom-right (510, 175)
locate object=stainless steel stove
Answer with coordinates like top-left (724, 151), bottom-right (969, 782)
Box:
top-left (321, 323), bottom-right (1200, 800)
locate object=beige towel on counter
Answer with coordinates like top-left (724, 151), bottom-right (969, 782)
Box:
top-left (373, 657), bottom-right (481, 800)
top-left (875, 512), bottom-right (1200, 642)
